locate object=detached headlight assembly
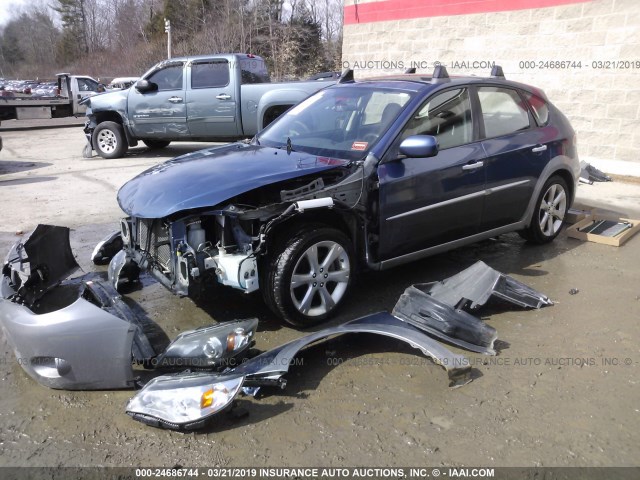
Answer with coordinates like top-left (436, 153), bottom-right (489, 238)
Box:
top-left (126, 373), bottom-right (245, 430)
top-left (155, 318), bottom-right (258, 370)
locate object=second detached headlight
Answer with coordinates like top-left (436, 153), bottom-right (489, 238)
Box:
top-left (155, 318), bottom-right (258, 369)
top-left (126, 373), bottom-right (245, 430)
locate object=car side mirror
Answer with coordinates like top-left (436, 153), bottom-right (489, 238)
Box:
top-left (135, 79), bottom-right (157, 93)
top-left (399, 135), bottom-right (439, 158)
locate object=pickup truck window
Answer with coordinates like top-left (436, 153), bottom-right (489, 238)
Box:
top-left (191, 60), bottom-right (230, 88)
top-left (148, 63), bottom-right (185, 91)
top-left (78, 78), bottom-right (99, 92)
top-left (240, 58), bottom-right (270, 84)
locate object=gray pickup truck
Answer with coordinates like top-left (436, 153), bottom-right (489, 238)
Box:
top-left (83, 53), bottom-right (337, 158)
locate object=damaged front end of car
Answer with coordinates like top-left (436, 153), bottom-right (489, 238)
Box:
top-left (109, 143), bottom-right (369, 304)
top-left (0, 225), bottom-right (259, 390)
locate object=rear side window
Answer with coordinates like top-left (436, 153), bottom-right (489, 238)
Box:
top-left (191, 60), bottom-right (230, 88)
top-left (478, 87), bottom-right (531, 138)
top-left (401, 88), bottom-right (473, 150)
top-left (240, 58), bottom-right (270, 84)
top-left (523, 91), bottom-right (550, 125)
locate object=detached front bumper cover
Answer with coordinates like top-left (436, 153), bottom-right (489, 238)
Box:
top-left (0, 225), bottom-right (259, 390)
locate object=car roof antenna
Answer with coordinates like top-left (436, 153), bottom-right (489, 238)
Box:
top-left (338, 68), bottom-right (354, 83)
top-left (491, 65), bottom-right (505, 78)
top-left (404, 67), bottom-right (416, 74)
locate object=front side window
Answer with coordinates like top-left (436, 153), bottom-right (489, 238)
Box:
top-left (191, 60), bottom-right (230, 88)
top-left (77, 78), bottom-right (98, 92)
top-left (401, 88), bottom-right (473, 149)
top-left (478, 87), bottom-right (530, 138)
top-left (147, 63), bottom-right (184, 91)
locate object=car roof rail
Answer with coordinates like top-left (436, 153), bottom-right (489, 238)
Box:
top-left (338, 68), bottom-right (354, 83)
top-left (404, 67), bottom-right (416, 74)
top-left (431, 64), bottom-right (450, 83)
top-left (490, 65), bottom-right (505, 79)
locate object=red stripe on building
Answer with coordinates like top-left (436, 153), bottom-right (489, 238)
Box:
top-left (344, 0), bottom-right (591, 24)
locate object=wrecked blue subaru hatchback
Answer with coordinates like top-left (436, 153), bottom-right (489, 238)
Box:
top-left (109, 66), bottom-right (579, 327)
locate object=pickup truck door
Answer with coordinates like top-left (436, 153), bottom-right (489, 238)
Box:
top-left (185, 58), bottom-right (240, 137)
top-left (128, 61), bottom-right (188, 138)
top-left (377, 87), bottom-right (486, 260)
top-left (73, 77), bottom-right (100, 115)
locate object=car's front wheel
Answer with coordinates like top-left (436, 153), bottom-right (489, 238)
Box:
top-left (93, 121), bottom-right (127, 159)
top-left (520, 175), bottom-right (569, 244)
top-left (264, 226), bottom-right (354, 327)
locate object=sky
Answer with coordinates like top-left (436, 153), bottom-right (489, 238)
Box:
top-left (0, 0), bottom-right (29, 27)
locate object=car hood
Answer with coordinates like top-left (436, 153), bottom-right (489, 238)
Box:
top-left (118, 143), bottom-right (349, 218)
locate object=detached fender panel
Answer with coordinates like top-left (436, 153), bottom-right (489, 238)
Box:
top-left (233, 311), bottom-right (472, 388)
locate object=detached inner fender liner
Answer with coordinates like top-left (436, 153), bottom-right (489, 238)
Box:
top-left (393, 285), bottom-right (498, 356)
top-left (422, 261), bottom-right (553, 310)
top-left (4, 224), bottom-right (79, 306)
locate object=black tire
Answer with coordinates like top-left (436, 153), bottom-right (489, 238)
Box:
top-left (143, 139), bottom-right (171, 149)
top-left (263, 226), bottom-right (354, 327)
top-left (520, 175), bottom-right (569, 244)
top-left (92, 121), bottom-right (127, 159)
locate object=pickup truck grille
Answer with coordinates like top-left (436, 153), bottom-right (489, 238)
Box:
top-left (137, 219), bottom-right (172, 272)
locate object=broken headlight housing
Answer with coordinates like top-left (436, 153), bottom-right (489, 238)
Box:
top-left (155, 318), bottom-right (258, 370)
top-left (126, 373), bottom-right (244, 430)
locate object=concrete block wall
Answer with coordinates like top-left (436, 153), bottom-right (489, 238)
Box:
top-left (342, 0), bottom-right (640, 167)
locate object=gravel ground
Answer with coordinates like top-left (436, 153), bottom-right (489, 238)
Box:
top-left (0, 126), bottom-right (638, 469)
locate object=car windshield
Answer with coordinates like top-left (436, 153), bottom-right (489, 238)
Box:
top-left (256, 86), bottom-right (413, 161)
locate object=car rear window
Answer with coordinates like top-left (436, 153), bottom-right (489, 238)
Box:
top-left (523, 91), bottom-right (550, 126)
top-left (478, 87), bottom-right (531, 138)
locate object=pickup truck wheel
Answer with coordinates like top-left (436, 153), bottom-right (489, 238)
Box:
top-left (93, 121), bottom-right (127, 159)
top-left (142, 139), bottom-right (171, 149)
top-left (264, 227), bottom-right (354, 327)
top-left (519, 175), bottom-right (569, 244)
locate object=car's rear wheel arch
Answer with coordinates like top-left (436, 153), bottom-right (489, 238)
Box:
top-left (552, 168), bottom-right (575, 206)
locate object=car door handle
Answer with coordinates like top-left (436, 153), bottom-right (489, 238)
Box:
top-left (531, 144), bottom-right (548, 153)
top-left (216, 93), bottom-right (231, 100)
top-left (462, 161), bottom-right (484, 170)
top-left (168, 96), bottom-right (183, 103)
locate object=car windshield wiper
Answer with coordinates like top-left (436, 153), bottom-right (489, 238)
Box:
top-left (276, 137), bottom-right (295, 154)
